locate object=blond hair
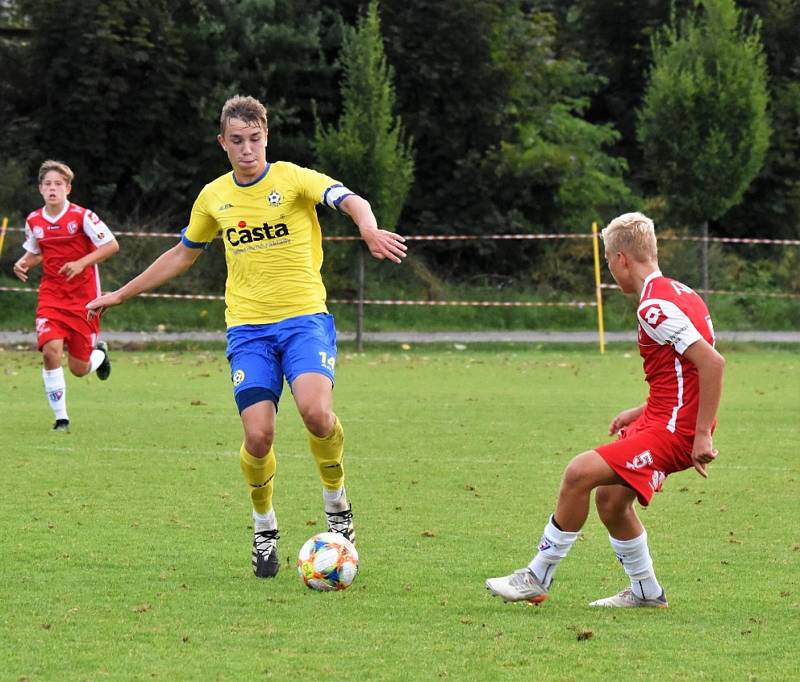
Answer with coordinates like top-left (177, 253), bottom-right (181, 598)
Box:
top-left (601, 212), bottom-right (658, 261)
top-left (38, 159), bottom-right (74, 185)
top-left (219, 95), bottom-right (268, 135)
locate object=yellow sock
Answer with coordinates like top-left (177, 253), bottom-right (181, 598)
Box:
top-left (308, 416), bottom-right (345, 491)
top-left (239, 444), bottom-right (276, 514)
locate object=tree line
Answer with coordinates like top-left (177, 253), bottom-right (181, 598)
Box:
top-left (0, 0), bottom-right (797, 269)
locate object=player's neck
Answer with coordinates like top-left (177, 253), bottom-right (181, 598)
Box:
top-left (633, 263), bottom-right (661, 296)
top-left (43, 201), bottom-right (68, 219)
top-left (232, 162), bottom-right (268, 186)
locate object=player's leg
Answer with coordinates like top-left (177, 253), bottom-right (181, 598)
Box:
top-left (283, 314), bottom-right (354, 543)
top-left (63, 320), bottom-right (110, 379)
top-left (292, 373), bottom-right (354, 542)
top-left (587, 429), bottom-right (671, 608)
top-left (486, 450), bottom-right (622, 603)
top-left (40, 336), bottom-right (70, 432)
top-left (239, 399), bottom-right (281, 577)
top-left (228, 327), bottom-right (284, 578)
top-left (70, 341), bottom-right (111, 379)
top-left (589, 487), bottom-right (667, 608)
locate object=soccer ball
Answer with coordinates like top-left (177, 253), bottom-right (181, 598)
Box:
top-left (297, 532), bottom-right (359, 591)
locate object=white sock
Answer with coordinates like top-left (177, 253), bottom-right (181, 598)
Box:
top-left (88, 348), bottom-right (105, 373)
top-left (43, 367), bottom-right (68, 420)
top-left (609, 531), bottom-right (663, 600)
top-left (528, 515), bottom-right (580, 588)
top-left (253, 509), bottom-right (277, 533)
top-left (323, 487), bottom-right (348, 513)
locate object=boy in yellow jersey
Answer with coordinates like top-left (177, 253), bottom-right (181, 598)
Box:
top-left (87, 95), bottom-right (407, 578)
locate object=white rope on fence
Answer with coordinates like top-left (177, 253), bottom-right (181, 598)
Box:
top-left (2, 227), bottom-right (797, 308)
top-left (0, 286), bottom-right (594, 307)
top-left (3, 225), bottom-right (800, 245)
top-left (4, 284), bottom-right (798, 302)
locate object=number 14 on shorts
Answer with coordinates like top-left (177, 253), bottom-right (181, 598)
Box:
top-left (318, 352), bottom-right (335, 371)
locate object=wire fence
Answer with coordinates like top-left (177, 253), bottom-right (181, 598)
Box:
top-left (1, 221), bottom-right (798, 350)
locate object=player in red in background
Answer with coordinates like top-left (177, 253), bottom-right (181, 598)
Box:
top-left (486, 212), bottom-right (726, 608)
top-left (12, 160), bottom-right (119, 433)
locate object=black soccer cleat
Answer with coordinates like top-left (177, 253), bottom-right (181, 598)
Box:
top-left (52, 419), bottom-right (70, 433)
top-left (326, 506), bottom-right (355, 545)
top-left (95, 341), bottom-right (111, 380)
top-left (252, 529), bottom-right (280, 578)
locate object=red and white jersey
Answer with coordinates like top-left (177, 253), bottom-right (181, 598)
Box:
top-left (637, 270), bottom-right (715, 438)
top-left (23, 203), bottom-right (115, 313)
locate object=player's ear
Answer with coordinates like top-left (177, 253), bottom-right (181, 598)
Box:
top-left (217, 134), bottom-right (227, 152)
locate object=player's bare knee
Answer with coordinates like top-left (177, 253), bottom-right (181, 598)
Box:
top-left (68, 359), bottom-right (91, 377)
top-left (42, 347), bottom-right (61, 367)
top-left (301, 406), bottom-right (334, 438)
top-left (595, 487), bottom-right (620, 518)
top-left (561, 458), bottom-right (593, 491)
top-left (244, 427), bottom-right (274, 457)
top-left (595, 487), bottom-right (636, 525)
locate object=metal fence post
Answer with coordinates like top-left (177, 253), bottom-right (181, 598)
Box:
top-left (701, 220), bottom-right (710, 301)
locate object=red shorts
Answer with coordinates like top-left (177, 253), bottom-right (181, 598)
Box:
top-left (36, 306), bottom-right (100, 362)
top-left (595, 417), bottom-right (694, 506)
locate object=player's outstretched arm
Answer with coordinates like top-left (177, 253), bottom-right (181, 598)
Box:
top-left (683, 339), bottom-right (726, 478)
top-left (86, 242), bottom-right (201, 318)
top-left (12, 252), bottom-right (43, 282)
top-left (339, 195), bottom-right (407, 264)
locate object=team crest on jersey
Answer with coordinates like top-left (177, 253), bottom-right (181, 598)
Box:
top-left (232, 369), bottom-right (245, 387)
top-left (67, 220), bottom-right (79, 234)
top-left (641, 304), bottom-right (667, 328)
top-left (267, 190), bottom-right (282, 207)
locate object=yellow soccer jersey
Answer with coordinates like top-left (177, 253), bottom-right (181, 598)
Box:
top-left (183, 162), bottom-right (353, 327)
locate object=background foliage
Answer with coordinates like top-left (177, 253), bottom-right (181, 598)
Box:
top-left (0, 0), bottom-right (797, 305)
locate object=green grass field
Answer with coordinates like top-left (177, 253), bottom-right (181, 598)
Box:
top-left (1, 345), bottom-right (798, 680)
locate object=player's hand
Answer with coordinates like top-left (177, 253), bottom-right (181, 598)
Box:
top-left (608, 406), bottom-right (644, 435)
top-left (360, 227), bottom-right (407, 264)
top-left (59, 260), bottom-right (86, 280)
top-left (86, 291), bottom-right (123, 320)
top-left (12, 260), bottom-right (29, 282)
top-left (691, 431), bottom-right (718, 478)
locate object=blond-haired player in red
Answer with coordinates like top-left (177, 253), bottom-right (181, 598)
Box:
top-left (486, 212), bottom-right (725, 608)
top-left (13, 160), bottom-right (119, 432)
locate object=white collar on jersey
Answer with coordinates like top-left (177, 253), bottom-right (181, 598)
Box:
top-left (639, 269), bottom-right (663, 300)
top-left (42, 203), bottom-right (70, 223)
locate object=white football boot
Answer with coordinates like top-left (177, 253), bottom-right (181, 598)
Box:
top-left (485, 568), bottom-right (549, 604)
top-left (589, 587), bottom-right (668, 608)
